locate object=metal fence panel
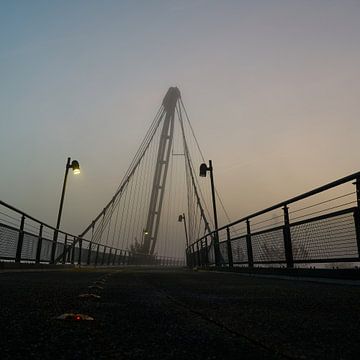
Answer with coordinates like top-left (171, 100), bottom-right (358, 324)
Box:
top-left (219, 241), bottom-right (228, 264)
top-left (251, 228), bottom-right (285, 263)
top-left (231, 236), bottom-right (248, 263)
top-left (291, 211), bottom-right (358, 261)
top-left (0, 224), bottom-right (19, 259)
top-left (208, 243), bottom-right (215, 264)
top-left (21, 232), bottom-right (38, 261)
top-left (40, 238), bottom-right (53, 262)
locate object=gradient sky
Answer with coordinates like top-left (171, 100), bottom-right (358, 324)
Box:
top-left (1, 0), bottom-right (360, 236)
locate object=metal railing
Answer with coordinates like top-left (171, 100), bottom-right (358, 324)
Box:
top-left (187, 171), bottom-right (360, 268)
top-left (0, 200), bottom-right (185, 267)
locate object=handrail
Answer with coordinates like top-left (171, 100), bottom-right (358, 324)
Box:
top-left (0, 199), bottom-right (74, 238)
top-left (0, 198), bottom-right (185, 266)
top-left (187, 170), bottom-right (360, 269)
top-left (198, 170), bottom-right (360, 240)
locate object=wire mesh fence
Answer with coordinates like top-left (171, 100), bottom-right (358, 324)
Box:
top-left (0, 200), bottom-right (185, 267)
top-left (187, 171), bottom-right (360, 269)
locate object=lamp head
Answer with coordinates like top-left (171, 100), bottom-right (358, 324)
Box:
top-left (71, 160), bottom-right (80, 175)
top-left (199, 163), bottom-right (208, 177)
top-left (178, 215), bottom-right (183, 222)
top-left (143, 229), bottom-right (149, 235)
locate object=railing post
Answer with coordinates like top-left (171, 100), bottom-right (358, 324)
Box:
top-left (87, 241), bottom-right (92, 265)
top-left (50, 230), bottom-right (58, 264)
top-left (95, 244), bottom-right (100, 266)
top-left (62, 234), bottom-right (68, 264)
top-left (204, 236), bottom-right (209, 266)
top-left (70, 240), bottom-right (75, 264)
top-left (113, 249), bottom-right (117, 265)
top-left (107, 248), bottom-right (112, 265)
top-left (190, 244), bottom-right (194, 267)
top-left (283, 205), bottom-right (294, 268)
top-left (35, 224), bottom-right (43, 264)
top-left (246, 219), bottom-right (254, 268)
top-left (101, 246), bottom-right (106, 265)
top-left (78, 238), bottom-right (82, 265)
top-left (353, 178), bottom-right (360, 257)
top-left (118, 250), bottom-right (122, 265)
top-left (66, 237), bottom-right (72, 263)
top-left (226, 227), bottom-right (233, 268)
top-left (15, 215), bottom-right (25, 263)
top-left (196, 242), bottom-right (201, 266)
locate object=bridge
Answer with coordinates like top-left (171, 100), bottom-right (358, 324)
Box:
top-left (1, 88), bottom-right (360, 359)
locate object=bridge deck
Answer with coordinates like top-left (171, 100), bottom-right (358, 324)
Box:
top-left (0, 268), bottom-right (359, 359)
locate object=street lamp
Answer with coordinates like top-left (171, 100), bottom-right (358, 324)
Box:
top-left (56, 157), bottom-right (81, 230)
top-left (199, 160), bottom-right (220, 266)
top-left (51, 157), bottom-right (80, 263)
top-left (178, 213), bottom-right (189, 248)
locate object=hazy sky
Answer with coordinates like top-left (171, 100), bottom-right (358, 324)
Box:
top-left (1, 0), bottom-right (360, 237)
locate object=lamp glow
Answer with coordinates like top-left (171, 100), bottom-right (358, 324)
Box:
top-left (71, 160), bottom-right (80, 175)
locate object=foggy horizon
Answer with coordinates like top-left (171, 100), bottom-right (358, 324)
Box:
top-left (1, 0), bottom-right (360, 242)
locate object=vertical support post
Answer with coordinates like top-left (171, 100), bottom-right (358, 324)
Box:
top-left (50, 230), bottom-right (58, 264)
top-left (188, 247), bottom-right (191, 267)
top-left (70, 240), bottom-right (75, 264)
top-left (204, 236), bottom-right (209, 266)
top-left (52, 157), bottom-right (71, 264)
top-left (353, 178), bottom-right (360, 257)
top-left (101, 246), bottom-right (106, 265)
top-left (199, 240), bottom-right (204, 265)
top-left (356, 178), bottom-right (360, 209)
top-left (62, 234), bottom-right (68, 264)
top-left (113, 249), bottom-right (117, 265)
top-left (66, 237), bottom-right (72, 263)
top-left (78, 238), bottom-right (82, 265)
top-left (95, 243), bottom-right (100, 266)
top-left (182, 213), bottom-right (189, 248)
top-left (283, 205), bottom-right (294, 268)
top-left (107, 248), bottom-right (112, 265)
top-left (118, 250), bottom-right (122, 265)
top-left (246, 219), bottom-right (254, 268)
top-left (87, 241), bottom-right (92, 265)
top-left (196, 242), bottom-right (201, 266)
top-left (35, 224), bottom-right (43, 264)
top-left (15, 215), bottom-right (25, 263)
top-left (208, 160), bottom-right (220, 267)
top-left (226, 227), bottom-right (233, 268)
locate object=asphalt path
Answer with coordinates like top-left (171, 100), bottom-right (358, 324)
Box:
top-left (0, 267), bottom-right (359, 359)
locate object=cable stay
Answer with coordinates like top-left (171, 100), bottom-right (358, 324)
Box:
top-left (78, 87), bottom-right (229, 260)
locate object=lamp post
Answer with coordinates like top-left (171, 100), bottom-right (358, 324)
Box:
top-left (178, 213), bottom-right (189, 248)
top-left (51, 157), bottom-right (80, 263)
top-left (199, 160), bottom-right (220, 266)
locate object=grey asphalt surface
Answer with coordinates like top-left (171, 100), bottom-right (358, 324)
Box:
top-left (0, 267), bottom-right (359, 359)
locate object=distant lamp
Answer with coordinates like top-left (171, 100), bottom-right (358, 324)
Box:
top-left (178, 213), bottom-right (189, 248)
top-left (71, 160), bottom-right (80, 175)
top-left (199, 160), bottom-right (220, 266)
top-left (199, 163), bottom-right (208, 177)
top-left (143, 229), bottom-right (149, 235)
